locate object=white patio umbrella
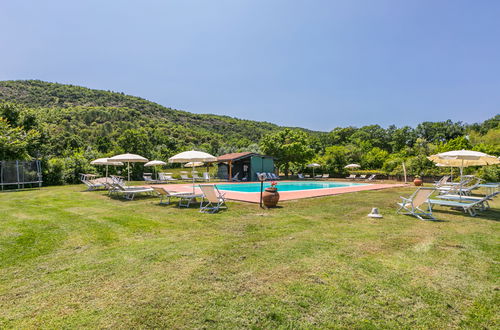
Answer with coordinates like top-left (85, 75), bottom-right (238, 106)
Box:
top-left (90, 158), bottom-right (124, 178)
top-left (307, 163), bottom-right (321, 178)
top-left (109, 153), bottom-right (149, 181)
top-left (344, 164), bottom-right (361, 169)
top-left (144, 160), bottom-right (167, 180)
top-left (169, 150), bottom-right (217, 193)
top-left (428, 150), bottom-right (499, 194)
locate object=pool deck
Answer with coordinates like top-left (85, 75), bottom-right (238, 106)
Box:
top-left (144, 181), bottom-right (406, 203)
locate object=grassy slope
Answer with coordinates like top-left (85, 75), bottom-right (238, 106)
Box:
top-left (0, 185), bottom-right (498, 328)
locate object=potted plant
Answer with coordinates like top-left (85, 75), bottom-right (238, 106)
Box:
top-left (262, 181), bottom-right (280, 208)
top-left (413, 175), bottom-right (423, 186)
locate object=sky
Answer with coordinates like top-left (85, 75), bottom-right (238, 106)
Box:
top-left (1, 0), bottom-right (499, 131)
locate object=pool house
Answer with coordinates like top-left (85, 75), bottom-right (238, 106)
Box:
top-left (216, 152), bottom-right (275, 181)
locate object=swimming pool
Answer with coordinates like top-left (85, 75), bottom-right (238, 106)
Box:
top-left (216, 181), bottom-right (368, 193)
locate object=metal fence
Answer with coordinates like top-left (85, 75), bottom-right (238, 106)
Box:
top-left (0, 160), bottom-right (42, 190)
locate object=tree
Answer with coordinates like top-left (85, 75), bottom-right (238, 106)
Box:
top-left (320, 146), bottom-right (350, 174)
top-left (260, 128), bottom-right (314, 177)
top-left (0, 118), bottom-right (40, 160)
top-left (435, 136), bottom-right (471, 153)
top-left (361, 147), bottom-right (389, 169)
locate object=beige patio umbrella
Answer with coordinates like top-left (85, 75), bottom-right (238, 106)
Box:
top-left (307, 163), bottom-right (321, 178)
top-left (169, 150), bottom-right (217, 193)
top-left (90, 158), bottom-right (124, 178)
top-left (144, 160), bottom-right (167, 180)
top-left (428, 150), bottom-right (499, 194)
top-left (344, 163), bottom-right (361, 169)
top-left (184, 162), bottom-right (204, 167)
top-left (109, 153), bottom-right (149, 181)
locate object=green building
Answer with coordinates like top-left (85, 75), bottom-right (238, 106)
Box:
top-left (216, 152), bottom-right (275, 181)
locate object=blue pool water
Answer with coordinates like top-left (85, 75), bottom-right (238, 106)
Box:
top-left (216, 181), bottom-right (368, 193)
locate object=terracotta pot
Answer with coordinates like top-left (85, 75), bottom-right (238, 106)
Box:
top-left (262, 187), bottom-right (280, 208)
top-left (413, 178), bottom-right (423, 186)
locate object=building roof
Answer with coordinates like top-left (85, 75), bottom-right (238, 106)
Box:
top-left (217, 152), bottom-right (256, 162)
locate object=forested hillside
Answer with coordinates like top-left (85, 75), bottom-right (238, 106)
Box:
top-left (0, 80), bottom-right (498, 184)
top-left (0, 80), bottom-right (314, 152)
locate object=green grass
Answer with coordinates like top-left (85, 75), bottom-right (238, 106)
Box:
top-left (0, 184), bottom-right (498, 328)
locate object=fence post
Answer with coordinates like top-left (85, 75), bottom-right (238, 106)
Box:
top-left (16, 160), bottom-right (20, 190)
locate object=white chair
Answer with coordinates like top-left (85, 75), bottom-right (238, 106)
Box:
top-left (199, 184), bottom-right (228, 213)
top-left (397, 187), bottom-right (436, 220)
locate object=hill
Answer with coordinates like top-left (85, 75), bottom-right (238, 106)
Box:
top-left (0, 80), bottom-right (321, 155)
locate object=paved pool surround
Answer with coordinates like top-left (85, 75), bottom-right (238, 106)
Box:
top-left (143, 180), bottom-right (406, 203)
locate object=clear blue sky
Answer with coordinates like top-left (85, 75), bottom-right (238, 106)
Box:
top-left (1, 0), bottom-right (499, 131)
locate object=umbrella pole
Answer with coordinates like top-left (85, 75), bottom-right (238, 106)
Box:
top-left (192, 164), bottom-right (195, 193)
top-left (106, 165), bottom-right (108, 178)
top-left (459, 160), bottom-right (464, 199)
top-left (128, 162), bottom-right (130, 181)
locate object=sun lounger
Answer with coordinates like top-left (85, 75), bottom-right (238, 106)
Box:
top-left (180, 172), bottom-right (191, 181)
top-left (268, 173), bottom-right (280, 180)
top-left (111, 183), bottom-right (154, 200)
top-left (322, 174), bottom-right (329, 179)
top-left (297, 173), bottom-right (305, 179)
top-left (345, 174), bottom-right (356, 180)
top-left (81, 178), bottom-right (105, 191)
top-left (191, 172), bottom-right (204, 182)
top-left (434, 191), bottom-right (499, 211)
top-left (357, 174), bottom-right (367, 180)
top-left (397, 187), bottom-right (436, 220)
top-left (199, 184), bottom-right (227, 213)
top-left (434, 175), bottom-right (450, 187)
top-left (151, 186), bottom-right (202, 206)
top-left (231, 172), bottom-right (240, 182)
top-left (438, 179), bottom-right (482, 196)
top-left (367, 174), bottom-right (376, 181)
top-left (158, 173), bottom-right (177, 183)
top-left (143, 174), bottom-right (159, 184)
top-left (428, 195), bottom-right (494, 216)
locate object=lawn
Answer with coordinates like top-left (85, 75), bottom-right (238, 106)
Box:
top-left (0, 184), bottom-right (498, 328)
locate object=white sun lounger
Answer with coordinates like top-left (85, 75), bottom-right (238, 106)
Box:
top-left (199, 184), bottom-right (227, 213)
top-left (158, 173), bottom-right (177, 183)
top-left (397, 187), bottom-right (436, 220)
top-left (428, 195), bottom-right (494, 216)
top-left (432, 191), bottom-right (499, 213)
top-left (152, 186), bottom-right (202, 206)
top-left (111, 183), bottom-right (154, 200)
